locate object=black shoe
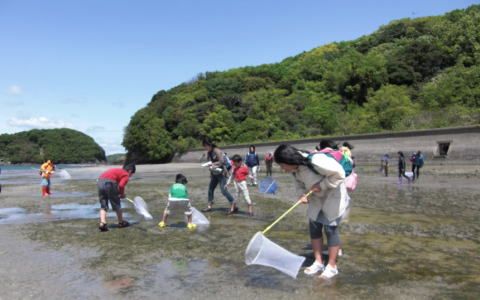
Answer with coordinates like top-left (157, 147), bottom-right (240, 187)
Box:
top-left (118, 220), bottom-right (130, 228)
top-left (99, 222), bottom-right (109, 232)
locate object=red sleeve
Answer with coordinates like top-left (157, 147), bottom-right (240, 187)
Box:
top-left (118, 174), bottom-right (129, 195)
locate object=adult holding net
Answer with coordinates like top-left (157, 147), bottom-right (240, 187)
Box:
top-left (274, 144), bottom-right (350, 279)
top-left (201, 138), bottom-right (237, 214)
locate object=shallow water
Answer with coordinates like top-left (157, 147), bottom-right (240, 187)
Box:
top-left (0, 165), bottom-right (479, 299)
top-left (0, 203), bottom-right (131, 225)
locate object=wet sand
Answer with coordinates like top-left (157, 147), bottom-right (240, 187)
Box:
top-left (0, 163), bottom-right (479, 299)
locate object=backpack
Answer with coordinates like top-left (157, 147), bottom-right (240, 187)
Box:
top-left (309, 150), bottom-right (353, 177)
top-left (416, 154), bottom-right (424, 167)
top-left (224, 154), bottom-right (232, 171)
top-left (308, 152), bottom-right (357, 192)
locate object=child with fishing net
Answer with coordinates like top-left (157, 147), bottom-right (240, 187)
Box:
top-left (97, 163), bottom-right (136, 232)
top-left (158, 174), bottom-right (196, 230)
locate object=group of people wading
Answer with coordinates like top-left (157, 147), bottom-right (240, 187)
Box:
top-left (201, 138), bottom-right (355, 279)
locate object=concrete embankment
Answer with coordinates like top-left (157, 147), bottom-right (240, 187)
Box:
top-left (175, 126), bottom-right (480, 175)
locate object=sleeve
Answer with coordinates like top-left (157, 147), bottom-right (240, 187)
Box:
top-left (255, 154), bottom-right (260, 165)
top-left (294, 175), bottom-right (307, 198)
top-left (226, 167), bottom-right (234, 185)
top-left (118, 174), bottom-right (129, 195)
top-left (310, 154), bottom-right (345, 191)
top-left (211, 149), bottom-right (225, 168)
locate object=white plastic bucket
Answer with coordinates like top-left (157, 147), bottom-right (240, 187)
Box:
top-left (245, 232), bottom-right (305, 279)
top-left (191, 207), bottom-right (210, 225)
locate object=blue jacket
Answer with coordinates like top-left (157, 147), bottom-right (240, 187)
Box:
top-left (245, 152), bottom-right (259, 167)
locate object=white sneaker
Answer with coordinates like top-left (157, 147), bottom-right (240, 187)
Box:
top-left (319, 264), bottom-right (338, 279)
top-left (304, 261), bottom-right (325, 275)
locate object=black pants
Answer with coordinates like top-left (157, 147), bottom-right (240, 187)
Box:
top-left (265, 161), bottom-right (273, 177)
top-left (412, 165), bottom-right (421, 180)
top-left (398, 168), bottom-right (409, 180)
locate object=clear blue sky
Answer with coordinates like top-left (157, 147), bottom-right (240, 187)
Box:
top-left (1, 0), bottom-right (477, 154)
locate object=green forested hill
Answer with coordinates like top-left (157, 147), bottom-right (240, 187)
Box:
top-left (124, 5), bottom-right (480, 163)
top-left (0, 128), bottom-right (106, 164)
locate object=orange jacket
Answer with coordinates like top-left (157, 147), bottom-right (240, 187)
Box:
top-left (40, 161), bottom-right (55, 179)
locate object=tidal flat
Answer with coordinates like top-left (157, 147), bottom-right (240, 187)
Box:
top-left (0, 163), bottom-right (478, 299)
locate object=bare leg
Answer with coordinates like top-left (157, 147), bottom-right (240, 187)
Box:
top-left (327, 245), bottom-right (340, 269)
top-left (115, 209), bottom-right (124, 223)
top-left (162, 212), bottom-right (168, 224)
top-left (100, 208), bottom-right (107, 224)
top-left (311, 238), bottom-right (324, 264)
top-left (229, 202), bottom-right (237, 212)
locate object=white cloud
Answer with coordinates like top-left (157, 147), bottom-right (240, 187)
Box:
top-left (7, 116), bottom-right (73, 129)
top-left (7, 85), bottom-right (22, 95)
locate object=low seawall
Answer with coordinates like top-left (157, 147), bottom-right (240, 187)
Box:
top-left (175, 126), bottom-right (480, 164)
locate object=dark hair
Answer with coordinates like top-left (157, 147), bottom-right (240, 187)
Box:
top-left (123, 162), bottom-right (136, 174)
top-left (249, 145), bottom-right (256, 152)
top-left (274, 144), bottom-right (309, 166)
top-left (175, 173), bottom-right (188, 184)
top-left (319, 139), bottom-right (338, 150)
top-left (274, 144), bottom-right (320, 174)
top-left (398, 151), bottom-right (404, 157)
top-left (202, 137), bottom-right (217, 148)
top-left (342, 141), bottom-right (354, 150)
top-left (231, 154), bottom-right (243, 162)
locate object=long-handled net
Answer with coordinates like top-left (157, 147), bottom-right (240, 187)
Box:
top-left (245, 191), bottom-right (312, 278)
top-left (126, 196), bottom-right (153, 220)
top-left (259, 177), bottom-right (278, 194)
top-left (191, 207), bottom-right (210, 225)
top-left (58, 169), bottom-right (72, 180)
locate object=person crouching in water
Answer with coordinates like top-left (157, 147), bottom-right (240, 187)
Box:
top-left (226, 155), bottom-right (254, 216)
top-left (97, 163), bottom-right (135, 232)
top-left (158, 173), bottom-right (196, 230)
top-left (40, 160), bottom-right (55, 197)
top-left (274, 144), bottom-right (349, 279)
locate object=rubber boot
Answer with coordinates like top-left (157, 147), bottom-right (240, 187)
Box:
top-left (41, 186), bottom-right (48, 197)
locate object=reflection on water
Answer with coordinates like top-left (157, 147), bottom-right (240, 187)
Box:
top-left (0, 203), bottom-right (130, 224)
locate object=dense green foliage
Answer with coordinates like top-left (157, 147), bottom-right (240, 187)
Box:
top-left (124, 5), bottom-right (480, 163)
top-left (106, 153), bottom-right (126, 165)
top-left (0, 128), bottom-right (106, 164)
